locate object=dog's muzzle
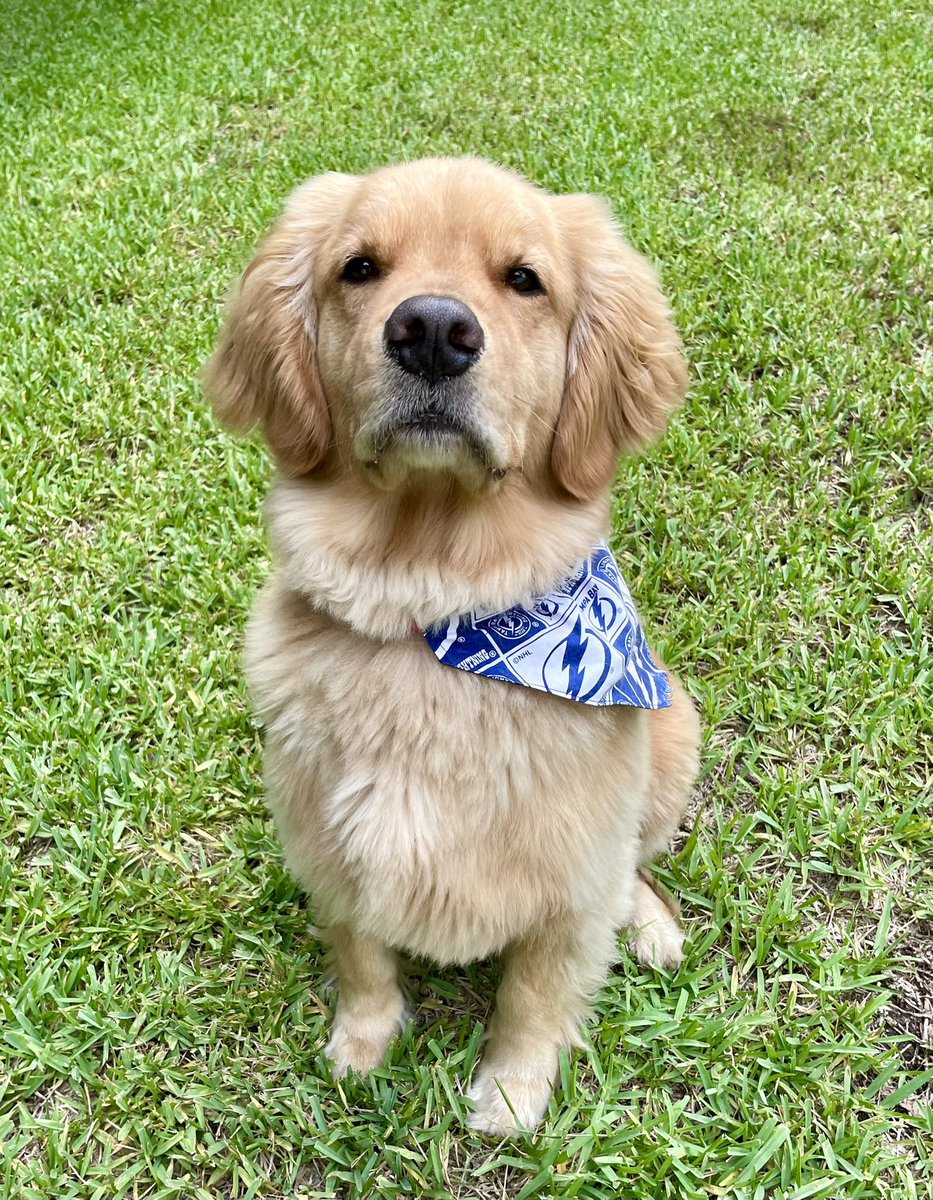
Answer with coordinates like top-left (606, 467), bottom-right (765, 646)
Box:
top-left (352, 299), bottom-right (506, 487)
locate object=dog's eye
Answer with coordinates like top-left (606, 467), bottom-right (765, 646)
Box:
top-left (505, 266), bottom-right (544, 295)
top-left (342, 256), bottom-right (381, 283)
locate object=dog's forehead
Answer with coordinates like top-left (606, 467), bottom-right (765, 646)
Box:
top-left (343, 160), bottom-right (558, 260)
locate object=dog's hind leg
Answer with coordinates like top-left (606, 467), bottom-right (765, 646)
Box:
top-left (628, 871), bottom-right (686, 969)
top-left (628, 670), bottom-right (700, 969)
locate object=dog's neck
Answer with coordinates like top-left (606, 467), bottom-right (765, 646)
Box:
top-left (266, 473), bottom-right (609, 641)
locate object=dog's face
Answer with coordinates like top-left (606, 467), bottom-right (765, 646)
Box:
top-left (314, 163), bottom-right (574, 494)
top-left (206, 158), bottom-right (686, 501)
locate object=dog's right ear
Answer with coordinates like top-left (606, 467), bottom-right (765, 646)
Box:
top-left (202, 173), bottom-right (358, 476)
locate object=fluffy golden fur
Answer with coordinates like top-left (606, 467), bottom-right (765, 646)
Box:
top-left (205, 157), bottom-right (700, 1135)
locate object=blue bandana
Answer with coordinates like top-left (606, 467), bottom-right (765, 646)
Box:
top-left (422, 543), bottom-right (672, 708)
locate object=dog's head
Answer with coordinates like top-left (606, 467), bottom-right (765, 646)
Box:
top-left (204, 158), bottom-right (687, 501)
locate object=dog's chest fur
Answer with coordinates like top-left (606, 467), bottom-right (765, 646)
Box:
top-left (246, 578), bottom-right (648, 964)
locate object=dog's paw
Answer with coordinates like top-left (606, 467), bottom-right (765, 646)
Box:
top-left (326, 1006), bottom-right (407, 1078)
top-left (466, 1066), bottom-right (552, 1136)
top-left (629, 876), bottom-right (684, 969)
top-left (629, 917), bottom-right (684, 970)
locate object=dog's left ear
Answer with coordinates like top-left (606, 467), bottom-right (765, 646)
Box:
top-left (550, 194), bottom-right (688, 501)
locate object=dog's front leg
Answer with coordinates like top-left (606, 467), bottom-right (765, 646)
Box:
top-left (467, 912), bottom-right (618, 1135)
top-left (325, 925), bottom-right (407, 1077)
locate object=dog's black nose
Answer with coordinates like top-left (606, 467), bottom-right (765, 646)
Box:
top-left (384, 295), bottom-right (484, 382)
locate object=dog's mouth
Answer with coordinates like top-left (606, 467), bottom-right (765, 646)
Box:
top-left (390, 410), bottom-right (493, 463)
top-left (354, 380), bottom-right (508, 489)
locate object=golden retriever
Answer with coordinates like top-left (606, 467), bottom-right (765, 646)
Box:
top-left (204, 157), bottom-right (700, 1135)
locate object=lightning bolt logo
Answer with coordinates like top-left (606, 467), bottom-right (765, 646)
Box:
top-left (543, 616), bottom-right (613, 701)
top-left (591, 597), bottom-right (617, 633)
top-left (560, 616), bottom-right (588, 698)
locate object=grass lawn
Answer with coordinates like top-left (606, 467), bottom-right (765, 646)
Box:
top-left (2, 0), bottom-right (931, 1195)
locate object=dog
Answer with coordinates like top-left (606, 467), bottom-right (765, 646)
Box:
top-left (204, 157), bottom-right (700, 1135)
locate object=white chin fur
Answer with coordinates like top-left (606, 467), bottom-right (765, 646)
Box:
top-left (353, 423), bottom-right (507, 494)
top-left (360, 443), bottom-right (496, 495)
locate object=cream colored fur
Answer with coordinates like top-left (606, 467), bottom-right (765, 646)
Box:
top-left (205, 157), bottom-right (700, 1135)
